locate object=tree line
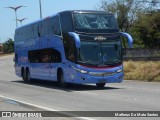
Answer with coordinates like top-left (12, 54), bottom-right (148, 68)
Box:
top-left (1, 0), bottom-right (160, 54)
top-left (98, 0), bottom-right (160, 48)
top-left (0, 38), bottom-right (14, 54)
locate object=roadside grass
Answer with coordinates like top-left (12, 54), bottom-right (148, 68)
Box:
top-left (0, 53), bottom-right (14, 57)
top-left (124, 61), bottom-right (160, 82)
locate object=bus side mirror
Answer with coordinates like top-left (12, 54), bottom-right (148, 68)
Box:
top-left (120, 32), bottom-right (133, 48)
top-left (68, 32), bottom-right (81, 48)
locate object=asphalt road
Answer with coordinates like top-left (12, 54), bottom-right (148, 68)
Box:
top-left (0, 55), bottom-right (160, 120)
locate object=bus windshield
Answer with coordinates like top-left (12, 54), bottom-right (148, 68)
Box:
top-left (78, 41), bottom-right (122, 66)
top-left (73, 13), bottom-right (119, 32)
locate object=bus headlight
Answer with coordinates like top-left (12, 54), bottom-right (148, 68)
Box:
top-left (117, 69), bottom-right (122, 73)
top-left (71, 66), bottom-right (88, 74)
top-left (80, 70), bottom-right (88, 74)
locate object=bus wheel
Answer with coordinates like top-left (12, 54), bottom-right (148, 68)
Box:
top-left (58, 70), bottom-right (66, 88)
top-left (25, 69), bottom-right (32, 83)
top-left (96, 83), bottom-right (106, 88)
top-left (21, 68), bottom-right (25, 81)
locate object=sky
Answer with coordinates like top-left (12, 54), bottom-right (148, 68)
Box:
top-left (0, 0), bottom-right (100, 42)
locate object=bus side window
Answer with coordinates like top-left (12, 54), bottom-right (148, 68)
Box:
top-left (28, 48), bottom-right (61, 63)
top-left (34, 23), bottom-right (39, 38)
top-left (50, 49), bottom-right (61, 63)
top-left (28, 50), bottom-right (41, 63)
top-left (64, 35), bottom-right (76, 63)
top-left (31, 24), bottom-right (34, 39)
top-left (60, 12), bottom-right (74, 33)
top-left (42, 20), bottom-right (49, 36)
top-left (49, 16), bottom-right (61, 36)
top-left (53, 16), bottom-right (61, 36)
top-left (41, 49), bottom-right (49, 63)
top-left (37, 23), bottom-right (42, 37)
top-left (48, 18), bottom-right (54, 35)
top-left (26, 26), bottom-right (30, 40)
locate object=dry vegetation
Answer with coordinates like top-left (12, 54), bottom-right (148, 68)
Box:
top-left (0, 53), bottom-right (14, 57)
top-left (124, 61), bottom-right (160, 82)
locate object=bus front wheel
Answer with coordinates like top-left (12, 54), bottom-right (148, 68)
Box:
top-left (58, 70), bottom-right (66, 88)
top-left (96, 83), bottom-right (106, 88)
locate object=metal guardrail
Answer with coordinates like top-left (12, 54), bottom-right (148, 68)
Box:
top-left (123, 57), bottom-right (160, 61)
top-left (123, 48), bottom-right (160, 61)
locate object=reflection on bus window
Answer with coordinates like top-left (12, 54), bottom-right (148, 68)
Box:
top-left (28, 48), bottom-right (61, 63)
top-left (74, 13), bottom-right (118, 30)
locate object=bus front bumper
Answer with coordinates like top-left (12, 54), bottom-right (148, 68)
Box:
top-left (72, 71), bottom-right (123, 84)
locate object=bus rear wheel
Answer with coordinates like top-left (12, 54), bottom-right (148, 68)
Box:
top-left (96, 83), bottom-right (106, 88)
top-left (25, 69), bottom-right (32, 83)
top-left (58, 70), bottom-right (66, 88)
top-left (21, 68), bottom-right (25, 81)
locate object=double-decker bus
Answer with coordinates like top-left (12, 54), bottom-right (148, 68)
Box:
top-left (14, 10), bottom-right (133, 88)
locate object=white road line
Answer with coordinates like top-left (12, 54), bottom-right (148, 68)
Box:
top-left (74, 91), bottom-right (97, 96)
top-left (128, 86), bottom-right (160, 92)
top-left (0, 71), bottom-right (16, 77)
top-left (0, 95), bottom-right (56, 111)
top-left (0, 95), bottom-right (95, 120)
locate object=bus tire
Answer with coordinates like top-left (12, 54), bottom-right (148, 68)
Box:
top-left (96, 83), bottom-right (106, 88)
top-left (58, 69), bottom-right (66, 88)
top-left (25, 68), bottom-right (32, 83)
top-left (21, 68), bottom-right (25, 81)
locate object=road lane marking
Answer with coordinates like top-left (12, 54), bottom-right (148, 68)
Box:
top-left (0, 95), bottom-right (95, 120)
top-left (74, 91), bottom-right (97, 96)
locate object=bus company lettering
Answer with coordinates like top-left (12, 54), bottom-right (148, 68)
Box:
top-left (94, 36), bottom-right (106, 41)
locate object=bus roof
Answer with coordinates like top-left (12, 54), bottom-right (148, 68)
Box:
top-left (60, 10), bottom-right (112, 14)
top-left (15, 13), bottom-right (58, 30)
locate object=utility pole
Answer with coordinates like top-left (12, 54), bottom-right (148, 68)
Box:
top-left (39, 0), bottom-right (42, 18)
